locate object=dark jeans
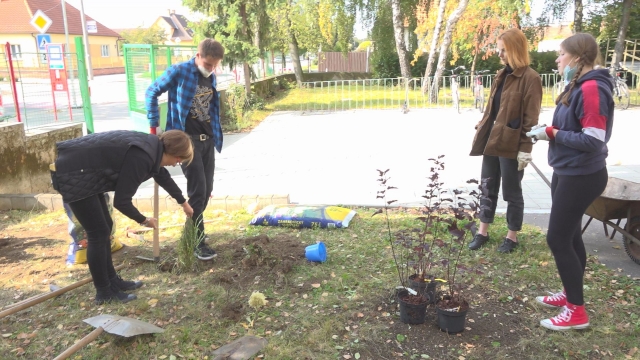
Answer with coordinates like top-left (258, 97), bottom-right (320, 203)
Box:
top-left (548, 167), bottom-right (608, 306)
top-left (181, 139), bottom-right (215, 245)
top-left (67, 194), bottom-right (117, 289)
top-left (479, 155), bottom-right (524, 231)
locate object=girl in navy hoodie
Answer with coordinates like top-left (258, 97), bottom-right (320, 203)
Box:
top-left (526, 33), bottom-right (614, 331)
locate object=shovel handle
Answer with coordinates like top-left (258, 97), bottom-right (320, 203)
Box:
top-left (0, 264), bottom-right (125, 318)
top-left (53, 327), bottom-right (104, 360)
top-left (153, 181), bottom-right (160, 261)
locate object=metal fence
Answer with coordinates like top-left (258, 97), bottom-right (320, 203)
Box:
top-left (299, 72), bottom-right (640, 113)
top-left (0, 44), bottom-right (87, 129)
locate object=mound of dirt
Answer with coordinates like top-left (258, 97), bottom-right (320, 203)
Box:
top-left (213, 234), bottom-right (307, 286)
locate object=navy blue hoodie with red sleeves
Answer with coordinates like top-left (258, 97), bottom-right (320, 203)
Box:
top-left (548, 68), bottom-right (615, 176)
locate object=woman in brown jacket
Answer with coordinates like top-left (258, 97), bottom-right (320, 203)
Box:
top-left (469, 28), bottom-right (542, 253)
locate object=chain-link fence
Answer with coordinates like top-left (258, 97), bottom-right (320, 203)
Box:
top-left (0, 45), bottom-right (86, 129)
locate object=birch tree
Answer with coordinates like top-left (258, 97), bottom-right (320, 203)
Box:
top-left (429, 0), bottom-right (469, 102)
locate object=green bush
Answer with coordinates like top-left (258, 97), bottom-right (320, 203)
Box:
top-left (225, 83), bottom-right (266, 130)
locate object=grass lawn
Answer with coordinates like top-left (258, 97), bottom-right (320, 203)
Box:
top-left (1, 206), bottom-right (639, 359)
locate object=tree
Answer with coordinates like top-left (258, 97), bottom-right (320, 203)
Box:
top-left (184, 0), bottom-right (265, 96)
top-left (611, 0), bottom-right (634, 69)
top-left (119, 25), bottom-right (166, 50)
top-left (429, 0), bottom-right (469, 102)
top-left (574, 0), bottom-right (583, 32)
top-left (421, 0), bottom-right (447, 93)
top-left (390, 0), bottom-right (411, 79)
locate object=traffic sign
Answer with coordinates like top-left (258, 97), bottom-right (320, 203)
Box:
top-left (36, 34), bottom-right (51, 51)
top-left (86, 20), bottom-right (97, 33)
top-left (46, 44), bottom-right (65, 70)
top-left (30, 9), bottom-right (53, 34)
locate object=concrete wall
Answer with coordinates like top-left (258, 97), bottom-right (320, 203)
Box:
top-left (0, 122), bottom-right (82, 195)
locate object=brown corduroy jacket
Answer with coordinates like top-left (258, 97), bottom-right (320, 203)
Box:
top-left (470, 66), bottom-right (542, 159)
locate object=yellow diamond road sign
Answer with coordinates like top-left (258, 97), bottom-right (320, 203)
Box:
top-left (30, 10), bottom-right (52, 34)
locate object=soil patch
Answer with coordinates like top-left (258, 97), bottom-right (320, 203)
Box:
top-left (213, 234), bottom-right (307, 289)
top-left (355, 289), bottom-right (532, 359)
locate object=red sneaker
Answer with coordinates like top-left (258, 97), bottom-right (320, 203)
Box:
top-left (535, 290), bottom-right (566, 308)
top-left (540, 303), bottom-right (589, 331)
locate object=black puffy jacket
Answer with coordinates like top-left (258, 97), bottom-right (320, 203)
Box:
top-left (54, 131), bottom-right (164, 203)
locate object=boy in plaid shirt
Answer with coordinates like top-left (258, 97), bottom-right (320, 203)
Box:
top-left (146, 39), bottom-right (224, 260)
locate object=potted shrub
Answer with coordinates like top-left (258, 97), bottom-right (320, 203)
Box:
top-left (434, 177), bottom-right (490, 334)
top-left (405, 156), bottom-right (451, 303)
top-left (374, 169), bottom-right (430, 325)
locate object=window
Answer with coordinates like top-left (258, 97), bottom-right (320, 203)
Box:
top-left (10, 44), bottom-right (21, 59)
top-left (101, 45), bottom-right (109, 57)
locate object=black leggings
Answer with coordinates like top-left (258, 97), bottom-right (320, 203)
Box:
top-left (548, 167), bottom-right (608, 305)
top-left (67, 193), bottom-right (117, 289)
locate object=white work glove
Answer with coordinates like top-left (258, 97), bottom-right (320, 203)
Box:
top-left (517, 151), bottom-right (532, 171)
top-left (150, 126), bottom-right (164, 136)
top-left (526, 124), bottom-right (551, 142)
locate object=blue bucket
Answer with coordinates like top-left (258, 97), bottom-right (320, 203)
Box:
top-left (305, 242), bottom-right (327, 262)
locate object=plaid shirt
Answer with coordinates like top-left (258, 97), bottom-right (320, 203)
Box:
top-left (145, 57), bottom-right (223, 153)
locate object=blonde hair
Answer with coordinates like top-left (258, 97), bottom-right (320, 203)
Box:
top-left (498, 28), bottom-right (531, 69)
top-left (159, 130), bottom-right (194, 166)
top-left (556, 33), bottom-right (601, 106)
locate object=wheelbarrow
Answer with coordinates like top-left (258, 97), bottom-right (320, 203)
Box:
top-left (530, 163), bottom-right (640, 265)
top-left (581, 177), bottom-right (640, 265)
top-left (53, 314), bottom-right (164, 360)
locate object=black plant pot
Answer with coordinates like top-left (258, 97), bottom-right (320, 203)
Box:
top-left (408, 274), bottom-right (437, 304)
top-left (436, 307), bottom-right (468, 334)
top-left (397, 289), bottom-right (429, 325)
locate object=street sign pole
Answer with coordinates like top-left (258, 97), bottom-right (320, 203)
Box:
top-left (60, 0), bottom-right (78, 107)
top-left (78, 0), bottom-right (93, 80)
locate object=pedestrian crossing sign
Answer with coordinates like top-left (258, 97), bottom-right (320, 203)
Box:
top-left (37, 34), bottom-right (51, 51)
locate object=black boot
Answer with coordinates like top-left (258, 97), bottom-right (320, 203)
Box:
top-left (95, 285), bottom-right (137, 305)
top-left (110, 275), bottom-right (143, 292)
top-left (468, 233), bottom-right (490, 250)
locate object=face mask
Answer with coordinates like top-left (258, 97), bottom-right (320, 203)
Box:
top-left (198, 65), bottom-right (212, 78)
top-left (563, 58), bottom-right (578, 85)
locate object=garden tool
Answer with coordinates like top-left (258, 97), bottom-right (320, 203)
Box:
top-left (53, 314), bottom-right (164, 360)
top-left (135, 182), bottom-right (161, 262)
top-left (0, 264), bottom-right (124, 318)
top-left (529, 161), bottom-right (551, 188)
top-left (212, 335), bottom-right (268, 360)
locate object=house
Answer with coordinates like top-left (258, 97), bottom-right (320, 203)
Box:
top-left (537, 22), bottom-right (574, 52)
top-left (0, 0), bottom-right (123, 75)
top-left (152, 10), bottom-right (194, 46)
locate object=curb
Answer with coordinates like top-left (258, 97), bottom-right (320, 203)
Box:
top-left (0, 193), bottom-right (290, 212)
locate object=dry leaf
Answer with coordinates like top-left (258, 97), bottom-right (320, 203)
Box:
top-left (628, 348), bottom-right (638, 356)
top-left (149, 342), bottom-right (157, 348)
top-left (148, 299), bottom-right (159, 307)
top-left (2, 334), bottom-right (11, 338)
top-left (230, 332), bottom-right (237, 336)
top-left (343, 355), bottom-right (352, 359)
top-left (303, 294), bottom-right (308, 299)
top-left (275, 301), bottom-right (282, 307)
top-left (357, 313), bottom-right (364, 318)
top-left (100, 342), bottom-right (111, 349)
top-left (468, 319), bottom-right (475, 323)
top-left (45, 346), bottom-right (54, 353)
top-left (11, 348), bottom-right (25, 356)
top-left (311, 283), bottom-right (321, 288)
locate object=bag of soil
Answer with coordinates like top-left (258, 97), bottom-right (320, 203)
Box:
top-left (250, 205), bottom-right (356, 229)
